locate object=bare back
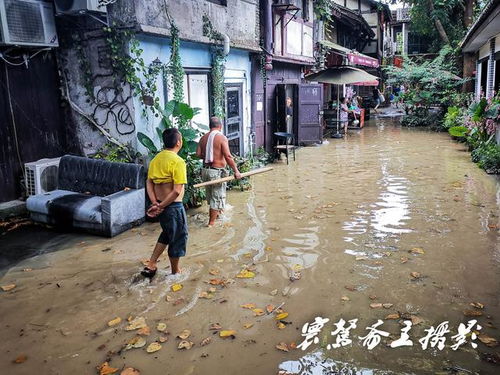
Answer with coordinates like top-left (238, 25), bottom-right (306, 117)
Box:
top-left (198, 131), bottom-right (228, 168)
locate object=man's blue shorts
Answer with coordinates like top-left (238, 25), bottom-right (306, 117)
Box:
top-left (157, 202), bottom-right (188, 258)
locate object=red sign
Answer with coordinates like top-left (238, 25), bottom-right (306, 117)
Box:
top-left (347, 53), bottom-right (379, 68)
top-left (351, 81), bottom-right (379, 86)
top-left (394, 56), bottom-right (404, 68)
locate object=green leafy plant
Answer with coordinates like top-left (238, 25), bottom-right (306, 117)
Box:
top-left (92, 142), bottom-right (138, 163)
top-left (448, 125), bottom-right (468, 139)
top-left (443, 106), bottom-right (461, 129)
top-left (471, 143), bottom-right (500, 174)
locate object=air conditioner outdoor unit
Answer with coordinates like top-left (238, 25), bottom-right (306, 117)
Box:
top-left (0, 0), bottom-right (58, 47)
top-left (54, 0), bottom-right (107, 15)
top-left (25, 157), bottom-right (61, 196)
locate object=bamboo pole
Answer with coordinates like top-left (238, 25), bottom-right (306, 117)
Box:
top-left (193, 167), bottom-right (274, 188)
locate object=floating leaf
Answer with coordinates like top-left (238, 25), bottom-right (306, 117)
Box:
top-left (464, 310), bottom-right (483, 317)
top-left (289, 271), bottom-right (301, 281)
top-left (158, 336), bottom-right (168, 343)
top-left (125, 317), bottom-right (147, 331)
top-left (270, 289), bottom-right (278, 296)
top-left (277, 322), bottom-right (286, 329)
top-left (236, 270), bottom-right (255, 278)
top-left (370, 303), bottom-right (383, 309)
top-left (220, 330), bottom-right (237, 338)
top-left (124, 336), bottom-right (146, 350)
top-left (177, 329), bottom-right (191, 339)
top-left (120, 368), bottom-right (140, 375)
top-left (344, 285), bottom-right (357, 292)
top-left (107, 317), bottom-right (121, 327)
top-left (156, 323), bottom-right (167, 332)
top-left (341, 296), bottom-right (350, 302)
top-left (410, 272), bottom-right (421, 279)
top-left (400, 257), bottom-right (409, 264)
top-left (410, 247), bottom-right (425, 255)
top-left (276, 342), bottom-right (289, 352)
top-left (382, 303), bottom-right (394, 309)
top-left (171, 284), bottom-right (183, 292)
top-left (410, 315), bottom-right (424, 325)
top-left (13, 354), bottom-right (27, 364)
top-left (146, 342), bottom-right (162, 353)
top-left (240, 303), bottom-right (256, 310)
top-left (209, 269), bottom-right (220, 275)
top-left (478, 334), bottom-right (498, 347)
top-left (1, 284), bottom-right (16, 292)
top-left (293, 264), bottom-right (303, 271)
top-left (355, 256), bottom-right (368, 261)
top-left (99, 362), bottom-right (119, 375)
top-left (22, 268), bottom-right (32, 272)
top-left (200, 337), bottom-right (211, 346)
top-left (276, 312), bottom-right (289, 320)
top-left (178, 340), bottom-right (193, 350)
top-left (137, 326), bottom-right (150, 336)
top-left (385, 313), bottom-right (400, 320)
top-left (253, 308), bottom-right (265, 316)
top-left (243, 323), bottom-right (254, 329)
top-left (470, 302), bottom-right (484, 309)
top-left (266, 304), bottom-right (275, 314)
top-left (369, 295), bottom-right (377, 300)
top-left (209, 323), bottom-right (222, 331)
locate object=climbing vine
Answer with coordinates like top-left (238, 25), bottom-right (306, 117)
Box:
top-left (164, 21), bottom-right (185, 103)
top-left (203, 14), bottom-right (226, 119)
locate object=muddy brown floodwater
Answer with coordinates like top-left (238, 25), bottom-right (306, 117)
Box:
top-left (1, 117), bottom-right (499, 375)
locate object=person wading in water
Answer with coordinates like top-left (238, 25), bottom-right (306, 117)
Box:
top-left (196, 116), bottom-right (242, 227)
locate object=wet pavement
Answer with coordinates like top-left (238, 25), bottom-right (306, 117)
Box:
top-left (1, 116), bottom-right (499, 375)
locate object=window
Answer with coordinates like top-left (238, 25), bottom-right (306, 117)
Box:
top-left (207, 0), bottom-right (227, 5)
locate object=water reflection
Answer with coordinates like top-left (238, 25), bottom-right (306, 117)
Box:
top-left (279, 350), bottom-right (400, 375)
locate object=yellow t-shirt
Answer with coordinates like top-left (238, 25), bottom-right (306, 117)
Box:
top-left (147, 150), bottom-right (187, 184)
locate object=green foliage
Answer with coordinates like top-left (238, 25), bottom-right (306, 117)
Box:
top-left (164, 21), bottom-right (185, 103)
top-left (471, 143), bottom-right (500, 174)
top-left (448, 125), bottom-right (468, 138)
top-left (443, 106), bottom-right (461, 129)
top-left (227, 148), bottom-right (272, 191)
top-left (203, 14), bottom-right (226, 119)
top-left (92, 142), bottom-right (138, 163)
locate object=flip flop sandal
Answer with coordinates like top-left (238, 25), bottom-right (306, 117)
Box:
top-left (140, 267), bottom-right (157, 279)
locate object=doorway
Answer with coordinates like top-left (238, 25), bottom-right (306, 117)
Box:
top-left (224, 84), bottom-right (243, 155)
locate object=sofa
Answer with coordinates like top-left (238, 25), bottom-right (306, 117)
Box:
top-left (27, 155), bottom-right (146, 237)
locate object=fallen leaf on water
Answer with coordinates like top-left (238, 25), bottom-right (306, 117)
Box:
top-left (208, 287), bottom-right (217, 293)
top-left (478, 334), bottom-right (498, 347)
top-left (410, 272), bottom-right (421, 279)
top-left (22, 268), bottom-right (32, 272)
top-left (410, 315), bottom-right (424, 325)
top-left (107, 317), bottom-right (121, 327)
top-left (368, 295), bottom-right (377, 300)
top-left (241, 303), bottom-right (256, 310)
top-left (266, 304), bottom-right (275, 314)
top-left (293, 264), bottom-right (303, 271)
top-left (199, 291), bottom-right (213, 299)
top-left (124, 336), bottom-right (146, 350)
top-left (1, 284), bottom-right (16, 292)
top-left (216, 259), bottom-right (224, 263)
top-left (382, 303), bottom-right (394, 309)
top-left (470, 302), bottom-right (484, 309)
top-left (236, 270), bottom-right (255, 278)
top-left (400, 257), bottom-right (409, 264)
top-left (177, 329), bottom-right (191, 340)
top-left (209, 269), bottom-right (220, 275)
top-left (177, 340), bottom-right (194, 350)
top-left (99, 362), bottom-right (119, 375)
top-left (270, 289), bottom-right (278, 296)
top-left (277, 322), bottom-right (286, 329)
top-left (385, 313), bottom-right (400, 320)
top-left (219, 330), bottom-right (236, 338)
top-left (137, 326), bottom-right (150, 336)
top-left (341, 296), bottom-right (350, 302)
top-left (125, 317), bottom-right (147, 331)
top-left (243, 323), bottom-right (254, 329)
top-left (165, 295), bottom-right (172, 302)
top-left (146, 342), bottom-right (162, 353)
top-left (276, 342), bottom-right (289, 352)
top-left (370, 303), bottom-right (383, 309)
top-left (209, 323), bottom-right (222, 330)
top-left (355, 256), bottom-right (368, 261)
top-left (344, 285), bottom-right (357, 292)
top-left (156, 323), bottom-right (167, 332)
top-left (171, 284), bottom-right (183, 292)
top-left (276, 312), bottom-right (289, 320)
top-left (410, 247), bottom-right (425, 255)
top-left (120, 368), bottom-right (140, 375)
top-left (382, 252), bottom-right (392, 257)
top-left (289, 342), bottom-right (297, 350)
top-left (253, 308), bottom-right (265, 316)
top-left (265, 246), bottom-right (272, 251)
top-left (200, 337), bottom-right (211, 346)
top-left (464, 310), bottom-right (483, 317)
top-left (13, 354), bottom-right (27, 364)
top-left (289, 271), bottom-right (301, 281)
top-left (158, 336), bottom-right (168, 343)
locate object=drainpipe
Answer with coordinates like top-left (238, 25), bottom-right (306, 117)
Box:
top-left (262, 0), bottom-right (273, 152)
top-left (221, 33), bottom-right (230, 56)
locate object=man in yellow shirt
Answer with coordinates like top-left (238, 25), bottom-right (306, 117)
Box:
top-left (141, 128), bottom-right (187, 278)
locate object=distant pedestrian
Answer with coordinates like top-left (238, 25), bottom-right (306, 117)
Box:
top-left (373, 88), bottom-right (384, 113)
top-left (340, 97), bottom-right (354, 137)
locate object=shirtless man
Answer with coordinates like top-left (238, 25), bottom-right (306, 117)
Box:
top-left (196, 116), bottom-right (242, 227)
top-left (141, 128), bottom-right (188, 278)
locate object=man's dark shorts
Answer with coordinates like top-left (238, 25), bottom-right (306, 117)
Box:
top-left (157, 202), bottom-right (188, 258)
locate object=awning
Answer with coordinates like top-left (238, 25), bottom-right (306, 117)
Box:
top-left (320, 40), bottom-right (380, 68)
top-left (305, 66), bottom-right (379, 85)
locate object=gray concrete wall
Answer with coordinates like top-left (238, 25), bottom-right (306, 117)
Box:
top-left (131, 0), bottom-right (260, 52)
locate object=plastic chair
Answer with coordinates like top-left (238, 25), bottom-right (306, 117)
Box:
top-left (274, 132), bottom-right (296, 165)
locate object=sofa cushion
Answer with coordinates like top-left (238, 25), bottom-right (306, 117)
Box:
top-left (26, 190), bottom-right (76, 215)
top-left (57, 155), bottom-right (145, 197)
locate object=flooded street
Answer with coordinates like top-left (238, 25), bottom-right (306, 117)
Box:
top-left (1, 117), bottom-right (499, 375)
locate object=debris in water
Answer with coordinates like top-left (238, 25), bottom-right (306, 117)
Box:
top-left (146, 342), bottom-right (162, 353)
top-left (125, 317), bottom-right (147, 331)
top-left (156, 323), bottom-right (167, 332)
top-left (178, 340), bottom-right (194, 349)
top-left (177, 329), bottom-right (191, 339)
top-left (13, 354), bottom-right (27, 364)
top-left (99, 362), bottom-right (119, 375)
top-left (276, 342), bottom-right (289, 352)
top-left (1, 284), bottom-right (16, 292)
top-left (219, 330), bottom-right (236, 339)
top-left (107, 317), bottom-right (121, 327)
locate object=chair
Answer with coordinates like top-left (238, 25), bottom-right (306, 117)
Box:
top-left (274, 132), bottom-right (297, 165)
top-left (26, 155), bottom-right (146, 237)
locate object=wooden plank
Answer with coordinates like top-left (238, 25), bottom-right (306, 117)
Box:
top-left (193, 167), bottom-right (274, 188)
